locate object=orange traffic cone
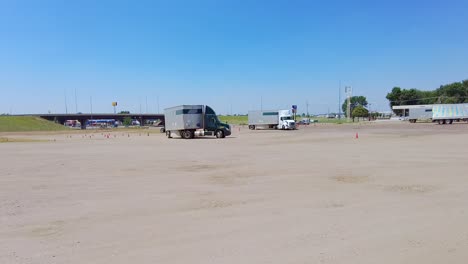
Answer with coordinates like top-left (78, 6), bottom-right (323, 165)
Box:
top-left (355, 132), bottom-right (359, 139)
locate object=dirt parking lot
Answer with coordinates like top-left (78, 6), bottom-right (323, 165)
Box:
top-left (1, 122), bottom-right (468, 264)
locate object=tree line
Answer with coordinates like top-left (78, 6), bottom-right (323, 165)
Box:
top-left (386, 79), bottom-right (468, 114)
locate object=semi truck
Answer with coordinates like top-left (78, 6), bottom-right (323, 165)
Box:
top-left (432, 104), bottom-right (468, 125)
top-left (164, 105), bottom-right (231, 139)
top-left (248, 110), bottom-right (296, 130)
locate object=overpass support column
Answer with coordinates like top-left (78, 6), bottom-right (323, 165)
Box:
top-left (80, 119), bottom-right (87, 130)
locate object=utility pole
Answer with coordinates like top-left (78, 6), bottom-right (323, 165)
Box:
top-left (338, 80), bottom-right (341, 119)
top-left (260, 96), bottom-right (263, 111)
top-left (74, 88), bottom-right (78, 113)
top-left (145, 96), bottom-right (148, 113)
top-left (139, 98), bottom-right (142, 114)
top-left (306, 100), bottom-right (309, 117)
top-left (157, 96), bottom-right (160, 113)
top-left (345, 86), bottom-right (352, 120)
top-left (90, 96), bottom-right (93, 115)
top-left (64, 89), bottom-right (68, 114)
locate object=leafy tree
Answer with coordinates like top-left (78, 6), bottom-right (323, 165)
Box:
top-left (123, 117), bottom-right (132, 126)
top-left (352, 106), bottom-right (369, 121)
top-left (342, 96), bottom-right (368, 117)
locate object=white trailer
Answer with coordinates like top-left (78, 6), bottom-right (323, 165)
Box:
top-left (408, 105), bottom-right (433, 123)
top-left (432, 104), bottom-right (468, 125)
top-left (393, 104), bottom-right (468, 125)
top-left (248, 110), bottom-right (296, 130)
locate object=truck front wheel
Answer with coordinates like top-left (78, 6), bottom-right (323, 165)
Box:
top-left (182, 130), bottom-right (194, 139)
top-left (249, 125), bottom-right (255, 130)
top-left (216, 130), bottom-right (225, 138)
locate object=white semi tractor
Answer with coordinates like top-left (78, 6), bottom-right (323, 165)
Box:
top-left (248, 110), bottom-right (296, 130)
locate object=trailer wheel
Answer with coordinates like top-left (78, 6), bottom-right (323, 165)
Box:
top-left (216, 130), bottom-right (224, 138)
top-left (160, 128), bottom-right (166, 133)
top-left (437, 120), bottom-right (443, 125)
top-left (249, 125), bottom-right (255, 130)
top-left (409, 119), bottom-right (416, 123)
top-left (447, 119), bottom-right (453, 125)
top-left (182, 130), bottom-right (193, 139)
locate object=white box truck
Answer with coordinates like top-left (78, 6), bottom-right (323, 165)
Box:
top-left (164, 105), bottom-right (231, 139)
top-left (248, 110), bottom-right (296, 130)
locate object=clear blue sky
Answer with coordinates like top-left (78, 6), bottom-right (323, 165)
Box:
top-left (1, 0), bottom-right (467, 115)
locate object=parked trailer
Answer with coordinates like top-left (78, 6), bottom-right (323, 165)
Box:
top-left (432, 104), bottom-right (468, 125)
top-left (408, 106), bottom-right (433, 123)
top-left (248, 110), bottom-right (296, 130)
top-left (164, 105), bottom-right (231, 139)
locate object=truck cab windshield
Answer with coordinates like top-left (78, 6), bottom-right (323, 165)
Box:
top-left (281, 116), bottom-right (293, 121)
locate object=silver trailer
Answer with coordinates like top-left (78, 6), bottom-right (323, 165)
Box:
top-left (408, 106), bottom-right (433, 123)
top-left (165, 105), bottom-right (203, 131)
top-left (248, 110), bottom-right (279, 129)
top-left (164, 105), bottom-right (231, 139)
top-left (432, 104), bottom-right (468, 125)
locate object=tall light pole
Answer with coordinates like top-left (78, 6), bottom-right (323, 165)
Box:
top-left (260, 96), bottom-right (263, 111)
top-left (64, 89), bottom-right (68, 114)
top-left (345, 86), bottom-right (352, 120)
top-left (368, 102), bottom-right (376, 121)
top-left (338, 80), bottom-right (341, 119)
top-left (74, 88), bottom-right (78, 113)
top-left (157, 96), bottom-right (160, 113)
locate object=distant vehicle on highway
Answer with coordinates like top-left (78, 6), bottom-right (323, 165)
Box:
top-left (64, 120), bottom-right (81, 127)
top-left (87, 119), bottom-right (115, 128)
top-left (299, 118), bottom-right (310, 125)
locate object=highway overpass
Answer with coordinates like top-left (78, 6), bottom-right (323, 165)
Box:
top-left (26, 113), bottom-right (165, 129)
